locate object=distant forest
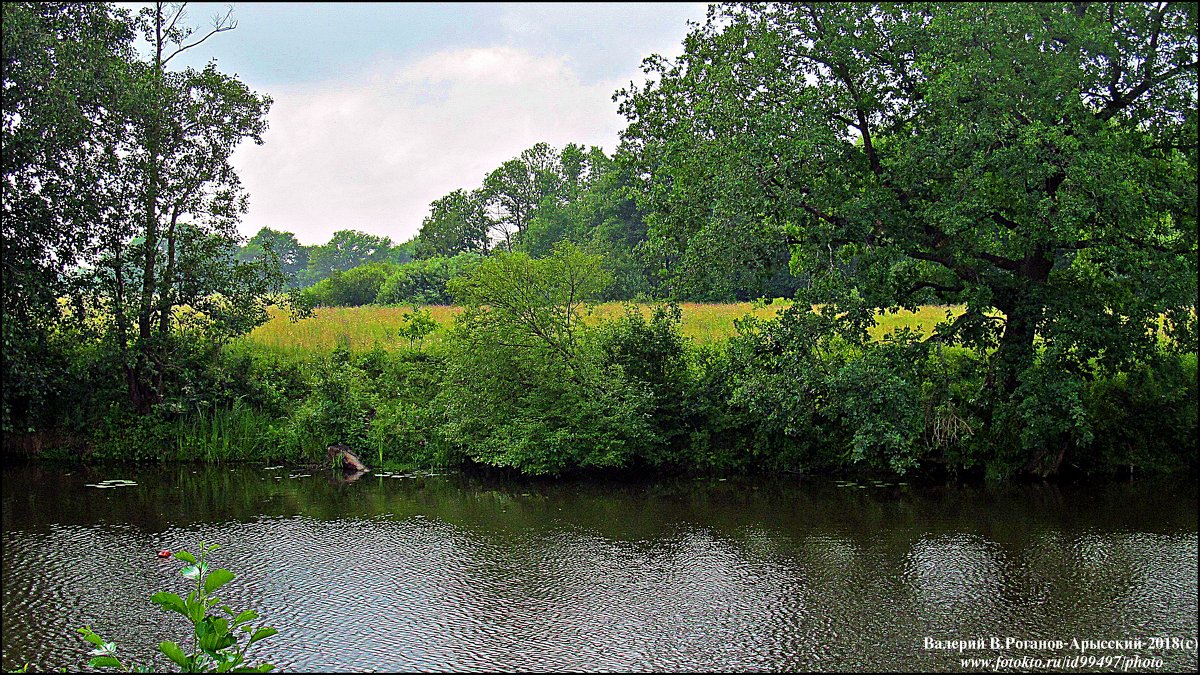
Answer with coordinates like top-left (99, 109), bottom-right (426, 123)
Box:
top-left (238, 141), bottom-right (802, 308)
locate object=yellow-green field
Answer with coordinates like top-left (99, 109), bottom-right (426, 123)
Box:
top-left (238, 302), bottom-right (970, 355)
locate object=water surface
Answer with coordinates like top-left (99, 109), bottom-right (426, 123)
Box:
top-left (2, 464), bottom-right (1196, 671)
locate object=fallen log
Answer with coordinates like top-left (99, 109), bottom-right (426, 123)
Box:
top-left (327, 443), bottom-right (369, 473)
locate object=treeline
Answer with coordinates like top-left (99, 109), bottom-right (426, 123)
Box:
top-left (237, 139), bottom-right (800, 308)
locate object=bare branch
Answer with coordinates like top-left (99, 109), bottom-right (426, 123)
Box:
top-left (163, 2), bottom-right (188, 42)
top-left (162, 6), bottom-right (237, 67)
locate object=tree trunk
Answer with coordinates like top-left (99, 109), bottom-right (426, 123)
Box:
top-left (129, 2), bottom-right (166, 414)
top-left (991, 247), bottom-right (1057, 474)
top-left (995, 306), bottom-right (1037, 397)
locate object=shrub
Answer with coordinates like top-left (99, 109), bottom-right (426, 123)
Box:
top-left (598, 303), bottom-right (695, 468)
top-left (376, 253), bottom-right (481, 306)
top-left (300, 261), bottom-right (397, 307)
top-left (437, 242), bottom-right (657, 474)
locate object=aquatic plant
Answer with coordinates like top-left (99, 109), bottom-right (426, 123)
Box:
top-left (78, 542), bottom-right (277, 672)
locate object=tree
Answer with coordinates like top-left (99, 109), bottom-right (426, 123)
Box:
top-left (376, 252), bottom-right (481, 306)
top-left (519, 146), bottom-right (656, 299)
top-left (481, 142), bottom-right (566, 250)
top-left (2, 2), bottom-right (135, 430)
top-left (441, 242), bottom-right (655, 474)
top-left (413, 189), bottom-right (491, 258)
top-left (302, 261), bottom-right (397, 307)
top-left (619, 2), bottom-right (1197, 472)
top-left (112, 1), bottom-right (275, 412)
top-left (303, 229), bottom-right (393, 284)
top-left (238, 227), bottom-right (310, 287)
top-left (4, 2), bottom-right (281, 420)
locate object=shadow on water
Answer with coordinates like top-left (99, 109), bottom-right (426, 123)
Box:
top-left (2, 464), bottom-right (1196, 672)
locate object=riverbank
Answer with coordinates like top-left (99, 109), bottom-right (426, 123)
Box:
top-left (8, 300), bottom-right (1196, 481)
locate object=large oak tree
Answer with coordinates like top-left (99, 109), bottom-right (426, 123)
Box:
top-left (619, 2), bottom-right (1196, 411)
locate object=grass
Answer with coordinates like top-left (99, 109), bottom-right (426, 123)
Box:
top-left (237, 301), bottom-right (973, 355)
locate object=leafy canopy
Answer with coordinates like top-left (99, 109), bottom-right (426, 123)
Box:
top-left (618, 2), bottom-right (1197, 385)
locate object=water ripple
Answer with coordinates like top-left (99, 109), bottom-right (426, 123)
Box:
top-left (2, 468), bottom-right (1196, 672)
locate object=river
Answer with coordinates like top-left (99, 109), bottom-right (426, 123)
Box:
top-left (2, 464), bottom-right (1196, 672)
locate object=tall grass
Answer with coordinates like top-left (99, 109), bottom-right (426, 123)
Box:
top-left (171, 401), bottom-right (286, 462)
top-left (239, 302), bottom-right (974, 355)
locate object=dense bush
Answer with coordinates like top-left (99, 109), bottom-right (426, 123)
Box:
top-left (437, 243), bottom-right (659, 474)
top-left (1081, 353), bottom-right (1198, 475)
top-left (301, 261), bottom-right (398, 307)
top-left (726, 307), bottom-right (930, 474)
top-left (597, 303), bottom-right (695, 468)
top-left (375, 253), bottom-right (481, 306)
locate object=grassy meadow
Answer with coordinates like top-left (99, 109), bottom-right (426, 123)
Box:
top-left (238, 302), bottom-right (970, 355)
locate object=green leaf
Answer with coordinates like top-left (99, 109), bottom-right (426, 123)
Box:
top-left (248, 627), bottom-right (278, 644)
top-left (215, 650), bottom-right (241, 669)
top-left (181, 562), bottom-right (209, 581)
top-left (150, 591), bottom-right (188, 616)
top-left (205, 568), bottom-right (235, 594)
top-left (77, 627), bottom-right (105, 647)
top-left (188, 599), bottom-right (206, 624)
top-left (88, 656), bottom-right (122, 669)
top-left (159, 641), bottom-right (191, 668)
top-left (174, 550), bottom-right (198, 564)
top-left (232, 610), bottom-right (258, 626)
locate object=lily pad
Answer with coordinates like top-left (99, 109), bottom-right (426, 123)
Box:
top-left (88, 480), bottom-right (137, 488)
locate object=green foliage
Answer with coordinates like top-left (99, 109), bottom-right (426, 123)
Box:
top-left (481, 142), bottom-right (567, 250)
top-left (3, 0), bottom-right (283, 422)
top-left (301, 229), bottom-right (394, 285)
top-left (727, 306), bottom-right (928, 474)
top-left (396, 307), bottom-right (438, 349)
top-left (414, 189), bottom-right (491, 258)
top-left (440, 242), bottom-right (657, 474)
top-left (618, 2), bottom-right (1198, 474)
top-left (375, 253), bottom-right (481, 306)
top-left (300, 261), bottom-right (397, 307)
top-left (237, 228), bottom-right (309, 288)
top-left (1081, 353), bottom-right (1198, 475)
top-left (285, 347), bottom-right (380, 457)
top-left (1, 1), bottom-right (136, 434)
top-left (598, 304), bottom-right (694, 467)
top-left (78, 542), bottom-right (276, 673)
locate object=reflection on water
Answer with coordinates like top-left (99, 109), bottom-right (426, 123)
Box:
top-left (2, 465), bottom-right (1196, 672)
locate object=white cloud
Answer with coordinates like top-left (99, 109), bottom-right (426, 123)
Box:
top-left (233, 46), bottom-right (635, 246)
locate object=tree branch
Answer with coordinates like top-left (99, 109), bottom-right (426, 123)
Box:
top-left (162, 7), bottom-right (237, 67)
top-left (1097, 60), bottom-right (1199, 121)
top-left (990, 212), bottom-right (1022, 230)
top-left (973, 251), bottom-right (1022, 272)
top-left (904, 279), bottom-right (965, 296)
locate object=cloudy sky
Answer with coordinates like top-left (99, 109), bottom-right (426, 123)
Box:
top-left (123, 2), bottom-right (709, 245)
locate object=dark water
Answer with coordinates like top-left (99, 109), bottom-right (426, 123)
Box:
top-left (2, 464), bottom-right (1197, 672)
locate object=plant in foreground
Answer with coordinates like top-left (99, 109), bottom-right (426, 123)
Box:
top-left (79, 542), bottom-right (278, 672)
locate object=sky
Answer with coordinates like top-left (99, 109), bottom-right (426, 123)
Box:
top-left (118, 2), bottom-right (710, 246)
